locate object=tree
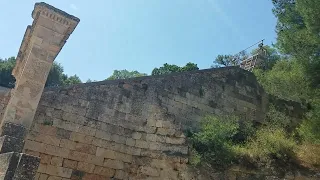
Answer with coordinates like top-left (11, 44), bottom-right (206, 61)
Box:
top-left (0, 57), bottom-right (16, 88)
top-left (107, 70), bottom-right (147, 80)
top-left (272, 0), bottom-right (320, 86)
top-left (213, 51), bottom-right (248, 68)
top-left (63, 75), bottom-right (82, 86)
top-left (45, 62), bottom-right (65, 87)
top-left (151, 62), bottom-right (199, 76)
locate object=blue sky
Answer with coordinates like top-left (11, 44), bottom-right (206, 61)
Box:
top-left (0, 0), bottom-right (277, 81)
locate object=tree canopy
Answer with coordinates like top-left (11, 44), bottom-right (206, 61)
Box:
top-left (106, 70), bottom-right (147, 80)
top-left (272, 0), bottom-right (320, 86)
top-left (151, 62), bottom-right (199, 76)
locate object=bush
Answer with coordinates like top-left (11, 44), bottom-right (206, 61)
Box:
top-left (190, 114), bottom-right (298, 169)
top-left (297, 100), bottom-right (320, 144)
top-left (237, 128), bottom-right (297, 165)
top-left (190, 115), bottom-right (240, 169)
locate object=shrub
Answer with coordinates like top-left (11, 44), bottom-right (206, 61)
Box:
top-left (190, 115), bottom-right (240, 169)
top-left (297, 100), bottom-right (320, 144)
top-left (238, 128), bottom-right (297, 165)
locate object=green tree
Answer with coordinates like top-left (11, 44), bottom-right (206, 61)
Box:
top-left (272, 0), bottom-right (320, 86)
top-left (213, 51), bottom-right (248, 67)
top-left (0, 57), bottom-right (16, 88)
top-left (63, 74), bottom-right (82, 86)
top-left (254, 59), bottom-right (311, 102)
top-left (107, 70), bottom-right (147, 80)
top-left (151, 62), bottom-right (199, 76)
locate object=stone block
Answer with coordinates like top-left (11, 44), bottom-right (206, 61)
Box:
top-left (56, 128), bottom-right (72, 139)
top-left (165, 137), bottom-right (185, 145)
top-left (86, 154), bottom-right (104, 166)
top-left (45, 165), bottom-right (72, 178)
top-left (82, 173), bottom-right (106, 180)
top-left (0, 152), bottom-right (20, 180)
top-left (37, 163), bottom-right (47, 173)
top-left (39, 173), bottom-right (49, 180)
top-left (156, 128), bottom-right (176, 136)
top-left (125, 146), bottom-right (141, 156)
top-left (77, 162), bottom-right (95, 173)
top-left (115, 170), bottom-right (127, 179)
top-left (79, 125), bottom-right (96, 136)
top-left (125, 138), bottom-right (135, 146)
top-left (131, 132), bottom-right (142, 140)
top-left (0, 135), bottom-right (25, 153)
top-left (139, 166), bottom-right (160, 177)
top-left (95, 130), bottom-right (111, 141)
top-left (75, 143), bottom-right (96, 155)
top-left (45, 144), bottom-right (69, 158)
top-left (70, 132), bottom-right (93, 144)
top-left (13, 153), bottom-right (40, 180)
top-left (103, 159), bottom-right (124, 170)
top-left (70, 170), bottom-right (85, 180)
top-left (114, 151), bottom-right (132, 163)
top-left (47, 176), bottom-right (63, 180)
top-left (68, 151), bottom-right (89, 162)
top-left (33, 123), bottom-right (57, 136)
top-left (93, 166), bottom-right (115, 177)
top-left (96, 147), bottom-right (116, 159)
top-left (135, 140), bottom-right (149, 149)
top-left (59, 139), bottom-right (76, 150)
top-left (63, 159), bottom-right (77, 169)
top-left (40, 153), bottom-right (52, 164)
top-left (50, 156), bottom-right (63, 167)
top-left (145, 134), bottom-right (158, 142)
top-left (24, 140), bottom-right (46, 153)
top-left (111, 134), bottom-right (126, 144)
top-left (0, 122), bottom-right (26, 139)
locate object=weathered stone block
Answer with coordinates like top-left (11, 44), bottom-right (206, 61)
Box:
top-left (132, 132), bottom-right (142, 140)
top-left (75, 143), bottom-right (96, 155)
top-left (45, 165), bottom-right (72, 178)
top-left (125, 138), bottom-right (135, 146)
top-left (62, 159), bottom-right (77, 169)
top-left (68, 151), bottom-right (89, 162)
top-left (77, 162), bottom-right (95, 173)
top-left (40, 153), bottom-right (52, 164)
top-left (13, 153), bottom-right (40, 180)
top-left (103, 159), bottom-right (124, 170)
top-left (139, 166), bottom-right (160, 177)
top-left (0, 135), bottom-right (25, 153)
top-left (45, 144), bottom-right (69, 158)
top-left (0, 122), bottom-right (26, 139)
top-left (93, 166), bottom-right (115, 177)
top-left (0, 152), bottom-right (20, 180)
top-left (50, 156), bottom-right (63, 167)
top-left (135, 140), bottom-right (149, 149)
top-left (96, 147), bottom-right (116, 159)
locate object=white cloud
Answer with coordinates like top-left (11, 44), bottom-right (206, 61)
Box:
top-left (70, 4), bottom-right (78, 10)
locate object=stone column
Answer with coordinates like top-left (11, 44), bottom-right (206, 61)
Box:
top-left (0, 3), bottom-right (79, 179)
top-left (1, 2), bottom-right (80, 129)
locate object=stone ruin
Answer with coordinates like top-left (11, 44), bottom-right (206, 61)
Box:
top-left (0, 2), bottom-right (311, 180)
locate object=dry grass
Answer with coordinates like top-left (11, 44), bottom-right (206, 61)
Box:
top-left (296, 143), bottom-right (320, 171)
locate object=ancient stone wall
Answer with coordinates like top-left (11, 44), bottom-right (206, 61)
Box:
top-left (23, 67), bottom-right (270, 180)
top-left (0, 87), bottom-right (11, 124)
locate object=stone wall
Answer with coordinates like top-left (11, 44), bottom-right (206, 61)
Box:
top-left (22, 67), bottom-right (270, 180)
top-left (0, 87), bottom-right (11, 122)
